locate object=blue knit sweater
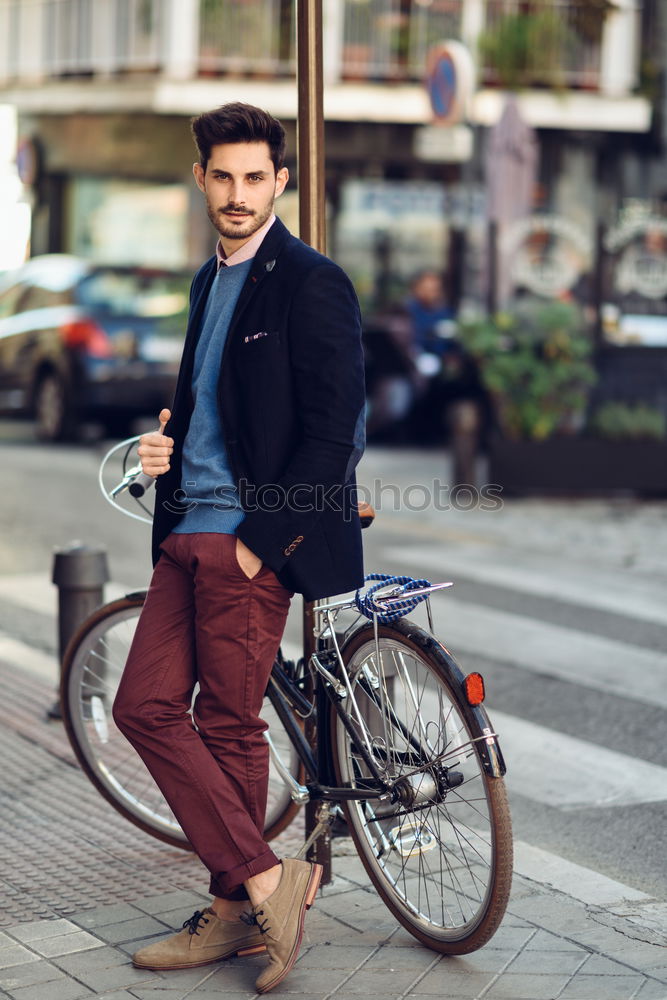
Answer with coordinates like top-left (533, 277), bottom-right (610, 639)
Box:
top-left (172, 260), bottom-right (252, 535)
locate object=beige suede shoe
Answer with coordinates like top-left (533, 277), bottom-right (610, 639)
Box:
top-left (252, 859), bottom-right (323, 993)
top-left (132, 907), bottom-right (265, 970)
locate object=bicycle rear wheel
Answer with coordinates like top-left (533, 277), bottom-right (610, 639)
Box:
top-left (331, 618), bottom-right (512, 954)
top-left (61, 593), bottom-right (302, 849)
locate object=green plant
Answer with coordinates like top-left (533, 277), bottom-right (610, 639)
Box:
top-left (459, 301), bottom-right (598, 440)
top-left (479, 10), bottom-right (570, 89)
top-left (589, 402), bottom-right (667, 441)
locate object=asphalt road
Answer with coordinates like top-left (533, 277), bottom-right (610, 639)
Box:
top-left (1, 418), bottom-right (666, 905)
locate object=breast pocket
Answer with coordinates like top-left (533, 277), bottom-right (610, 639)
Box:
top-left (241, 329), bottom-right (280, 349)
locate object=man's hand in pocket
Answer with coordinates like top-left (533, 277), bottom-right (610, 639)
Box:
top-left (236, 537), bottom-right (262, 579)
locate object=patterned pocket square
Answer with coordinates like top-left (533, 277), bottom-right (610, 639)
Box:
top-left (244, 331), bottom-right (270, 343)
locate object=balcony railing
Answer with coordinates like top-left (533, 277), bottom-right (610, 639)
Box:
top-left (341, 0), bottom-right (462, 82)
top-left (198, 0), bottom-right (293, 76)
top-left (0, 0), bottom-right (643, 94)
top-left (0, 0), bottom-right (166, 82)
top-left (481, 0), bottom-right (606, 89)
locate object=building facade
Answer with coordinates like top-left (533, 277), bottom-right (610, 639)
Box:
top-left (0, 0), bottom-right (664, 328)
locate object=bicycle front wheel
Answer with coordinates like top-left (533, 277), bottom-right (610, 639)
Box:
top-left (61, 593), bottom-right (302, 849)
top-left (331, 618), bottom-right (513, 954)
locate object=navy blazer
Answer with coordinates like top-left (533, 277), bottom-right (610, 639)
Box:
top-left (153, 218), bottom-right (366, 601)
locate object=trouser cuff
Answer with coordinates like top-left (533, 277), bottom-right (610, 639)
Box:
top-left (209, 847), bottom-right (280, 899)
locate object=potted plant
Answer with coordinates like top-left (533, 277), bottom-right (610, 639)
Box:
top-left (479, 10), bottom-right (570, 89)
top-left (459, 300), bottom-right (597, 441)
top-left (459, 303), bottom-right (667, 494)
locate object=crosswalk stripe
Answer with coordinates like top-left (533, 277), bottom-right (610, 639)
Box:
top-left (0, 633), bottom-right (58, 683)
top-left (512, 839), bottom-right (651, 905)
top-left (0, 573), bottom-right (130, 617)
top-left (493, 710), bottom-right (667, 809)
top-left (384, 543), bottom-right (667, 627)
top-left (421, 592), bottom-right (667, 710)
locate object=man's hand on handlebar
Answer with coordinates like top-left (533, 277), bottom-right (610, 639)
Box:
top-left (138, 408), bottom-right (174, 478)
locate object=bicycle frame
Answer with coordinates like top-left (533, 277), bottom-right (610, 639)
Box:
top-left (263, 592), bottom-right (506, 814)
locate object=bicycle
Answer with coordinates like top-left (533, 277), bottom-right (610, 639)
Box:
top-left (60, 436), bottom-right (513, 955)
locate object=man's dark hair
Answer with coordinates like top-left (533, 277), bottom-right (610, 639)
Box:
top-left (191, 102), bottom-right (286, 173)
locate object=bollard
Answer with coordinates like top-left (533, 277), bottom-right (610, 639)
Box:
top-left (449, 399), bottom-right (481, 488)
top-left (48, 542), bottom-right (109, 719)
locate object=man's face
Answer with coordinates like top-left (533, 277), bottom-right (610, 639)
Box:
top-left (413, 272), bottom-right (444, 308)
top-left (193, 141), bottom-right (288, 246)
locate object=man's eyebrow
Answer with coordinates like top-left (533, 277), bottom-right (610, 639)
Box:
top-left (210, 169), bottom-right (270, 177)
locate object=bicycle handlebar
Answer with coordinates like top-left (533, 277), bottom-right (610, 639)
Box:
top-left (109, 463), bottom-right (155, 499)
top-left (128, 471), bottom-right (156, 498)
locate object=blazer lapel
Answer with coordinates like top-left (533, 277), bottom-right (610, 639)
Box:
top-left (226, 218), bottom-right (292, 340)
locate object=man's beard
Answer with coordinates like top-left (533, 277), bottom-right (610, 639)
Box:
top-left (207, 198), bottom-right (274, 241)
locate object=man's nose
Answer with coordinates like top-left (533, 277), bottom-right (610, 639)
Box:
top-left (230, 181), bottom-right (246, 205)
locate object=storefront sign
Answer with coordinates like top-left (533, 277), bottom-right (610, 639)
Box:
top-left (414, 124), bottom-right (473, 163)
top-left (340, 180), bottom-right (483, 225)
top-left (503, 215), bottom-right (592, 297)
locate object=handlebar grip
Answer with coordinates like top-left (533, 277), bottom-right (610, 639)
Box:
top-left (128, 472), bottom-right (156, 498)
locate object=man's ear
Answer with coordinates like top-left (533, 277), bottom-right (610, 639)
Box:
top-left (193, 162), bottom-right (206, 193)
top-left (275, 167), bottom-right (289, 199)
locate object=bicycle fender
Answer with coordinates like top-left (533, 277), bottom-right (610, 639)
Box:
top-left (344, 618), bottom-right (508, 780)
top-left (406, 624), bottom-right (507, 779)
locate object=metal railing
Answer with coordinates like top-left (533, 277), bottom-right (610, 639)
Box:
top-left (480, 0), bottom-right (610, 89)
top-left (43, 0), bottom-right (93, 76)
top-left (198, 0), bottom-right (293, 76)
top-left (0, 0), bottom-right (166, 81)
top-left (341, 0), bottom-right (462, 82)
top-left (0, 0), bottom-right (643, 91)
top-left (113, 0), bottom-right (164, 70)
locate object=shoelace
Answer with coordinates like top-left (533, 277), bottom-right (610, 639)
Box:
top-left (240, 908), bottom-right (271, 935)
top-left (182, 910), bottom-right (210, 936)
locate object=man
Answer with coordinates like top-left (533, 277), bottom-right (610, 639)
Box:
top-left (405, 269), bottom-right (455, 356)
top-left (113, 103), bottom-right (365, 994)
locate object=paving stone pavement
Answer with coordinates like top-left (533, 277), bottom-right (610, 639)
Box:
top-left (2, 662), bottom-right (666, 999)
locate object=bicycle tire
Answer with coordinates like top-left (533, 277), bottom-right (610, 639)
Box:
top-left (60, 593), bottom-right (303, 850)
top-left (330, 618), bottom-right (512, 954)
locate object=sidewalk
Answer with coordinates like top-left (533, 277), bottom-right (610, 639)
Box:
top-left (1, 659), bottom-right (666, 1000)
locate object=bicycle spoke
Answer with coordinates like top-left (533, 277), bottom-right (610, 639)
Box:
top-left (333, 625), bottom-right (512, 950)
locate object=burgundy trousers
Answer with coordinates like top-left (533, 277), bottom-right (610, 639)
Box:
top-left (112, 532), bottom-right (292, 899)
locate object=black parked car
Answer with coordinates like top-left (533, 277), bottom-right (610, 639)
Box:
top-left (0, 255), bottom-right (191, 440)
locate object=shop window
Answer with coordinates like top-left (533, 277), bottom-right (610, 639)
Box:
top-left (67, 177), bottom-right (188, 269)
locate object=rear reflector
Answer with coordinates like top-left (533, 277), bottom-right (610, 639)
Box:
top-left (464, 672), bottom-right (485, 706)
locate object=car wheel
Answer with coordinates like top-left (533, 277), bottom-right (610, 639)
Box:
top-left (34, 372), bottom-right (75, 442)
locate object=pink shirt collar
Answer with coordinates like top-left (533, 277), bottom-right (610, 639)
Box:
top-left (215, 214), bottom-right (276, 270)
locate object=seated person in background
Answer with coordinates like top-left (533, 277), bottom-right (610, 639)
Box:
top-left (405, 269), bottom-right (456, 358)
top-left (364, 270), bottom-right (466, 442)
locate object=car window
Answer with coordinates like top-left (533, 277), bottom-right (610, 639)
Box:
top-left (76, 270), bottom-right (190, 323)
top-left (0, 282), bottom-right (28, 319)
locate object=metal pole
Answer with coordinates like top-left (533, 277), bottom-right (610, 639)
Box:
top-left (297, 0), bottom-right (325, 252)
top-left (297, 0), bottom-right (332, 886)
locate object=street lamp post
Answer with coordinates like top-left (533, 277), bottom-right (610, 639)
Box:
top-left (296, 0), bottom-right (333, 886)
